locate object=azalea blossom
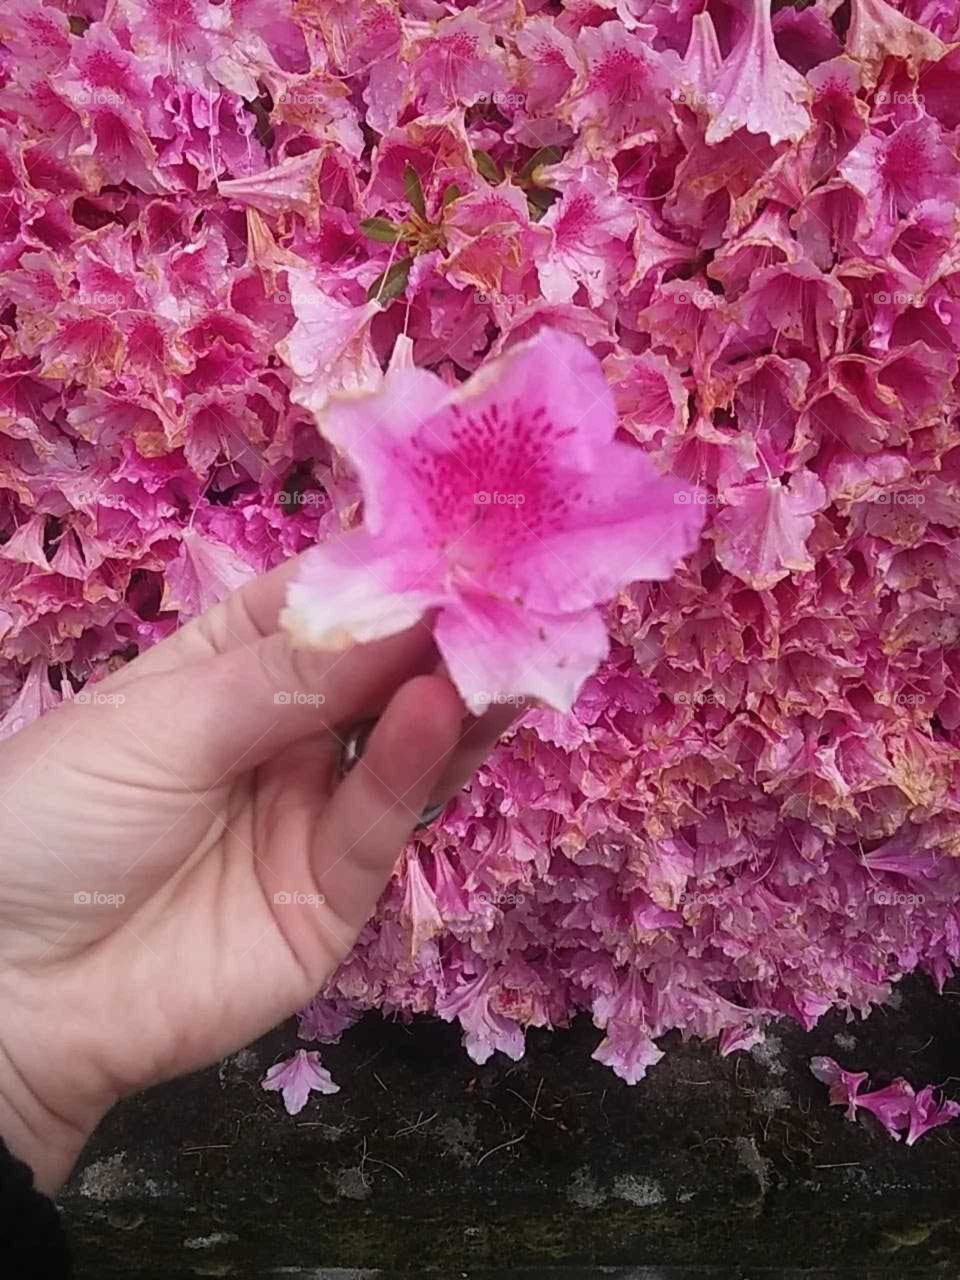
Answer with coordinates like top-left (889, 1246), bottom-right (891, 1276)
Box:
top-left (812, 1057), bottom-right (960, 1144)
top-left (282, 329), bottom-right (703, 713)
top-left (261, 1049), bottom-right (340, 1116)
top-left (705, 0), bottom-right (812, 146)
top-left (537, 169), bottom-right (636, 306)
top-left (711, 470), bottom-right (827, 591)
top-left (905, 1086), bottom-right (960, 1146)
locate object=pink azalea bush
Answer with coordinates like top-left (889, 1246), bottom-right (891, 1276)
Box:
top-left (2, 0), bottom-right (960, 1121)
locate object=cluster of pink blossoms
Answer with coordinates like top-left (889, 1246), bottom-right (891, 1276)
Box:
top-left (2, 0), bottom-right (960, 1119)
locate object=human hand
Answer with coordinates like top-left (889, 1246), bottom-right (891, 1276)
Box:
top-left (0, 555), bottom-right (516, 1194)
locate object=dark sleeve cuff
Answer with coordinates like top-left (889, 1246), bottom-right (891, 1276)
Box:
top-left (0, 1134), bottom-right (71, 1277)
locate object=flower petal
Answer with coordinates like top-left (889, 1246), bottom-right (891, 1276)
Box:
top-left (484, 442), bottom-right (704, 613)
top-left (283, 530), bottom-right (447, 651)
top-left (320, 362), bottom-right (451, 537)
top-left (705, 0), bottom-right (812, 146)
top-left (434, 590), bottom-right (609, 714)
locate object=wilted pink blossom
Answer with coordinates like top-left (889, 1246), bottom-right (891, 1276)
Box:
top-left (262, 1049), bottom-right (340, 1115)
top-left (711, 471), bottom-right (827, 590)
top-left (812, 1057), bottom-right (960, 1143)
top-left (905, 1087), bottom-right (960, 1146)
top-left (706, 0), bottom-right (812, 146)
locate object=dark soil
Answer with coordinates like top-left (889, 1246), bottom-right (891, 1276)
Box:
top-left (63, 972), bottom-right (960, 1278)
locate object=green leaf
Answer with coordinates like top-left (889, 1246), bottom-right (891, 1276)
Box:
top-left (518, 145), bottom-right (562, 183)
top-left (367, 257), bottom-right (412, 305)
top-left (473, 150), bottom-right (502, 184)
top-left (403, 164), bottom-right (427, 218)
top-left (360, 217), bottom-right (402, 243)
top-left (441, 183), bottom-right (462, 209)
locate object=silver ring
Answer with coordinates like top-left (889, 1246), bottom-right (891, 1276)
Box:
top-left (339, 719), bottom-right (445, 830)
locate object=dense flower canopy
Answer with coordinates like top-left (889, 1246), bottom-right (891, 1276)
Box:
top-left (1, 0), bottom-right (960, 1123)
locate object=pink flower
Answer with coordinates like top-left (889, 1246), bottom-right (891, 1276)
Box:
top-left (841, 118), bottom-right (960, 251)
top-left (705, 0), bottom-right (812, 146)
top-left (677, 14), bottom-right (722, 114)
top-left (537, 169), bottom-right (636, 307)
top-left (261, 1049), bottom-right (340, 1115)
top-left (401, 850), bottom-right (444, 960)
top-left (278, 267), bottom-right (382, 420)
top-left (161, 530), bottom-right (257, 618)
top-left (812, 1058), bottom-right (960, 1144)
top-left (283, 330), bottom-right (703, 713)
top-left (436, 968), bottom-right (525, 1064)
top-left (711, 470), bottom-right (827, 591)
top-left (855, 1078), bottom-right (916, 1140)
top-left (0, 1), bottom-right (71, 72)
top-left (0, 656), bottom-right (64, 742)
top-left (773, 5), bottom-right (842, 75)
top-left (846, 0), bottom-right (947, 82)
top-left (565, 21), bottom-right (680, 142)
top-left (905, 1086), bottom-right (960, 1146)
top-left (810, 1056), bottom-right (870, 1118)
top-left (409, 13), bottom-right (507, 114)
top-left (513, 17), bottom-right (578, 121)
top-left (592, 1024), bottom-right (664, 1086)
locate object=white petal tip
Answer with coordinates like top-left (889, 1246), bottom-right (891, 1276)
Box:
top-left (280, 606), bottom-right (356, 653)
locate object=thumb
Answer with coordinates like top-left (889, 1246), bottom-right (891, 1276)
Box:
top-left (109, 623), bottom-right (439, 787)
top-left (262, 673), bottom-right (466, 987)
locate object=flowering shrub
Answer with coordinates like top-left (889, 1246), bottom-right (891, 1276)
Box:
top-left (1, 0), bottom-right (960, 1114)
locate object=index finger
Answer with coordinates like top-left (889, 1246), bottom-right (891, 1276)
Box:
top-left (103, 554), bottom-right (319, 687)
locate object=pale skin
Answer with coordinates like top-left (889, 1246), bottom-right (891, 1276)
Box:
top-left (0, 554), bottom-right (517, 1194)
